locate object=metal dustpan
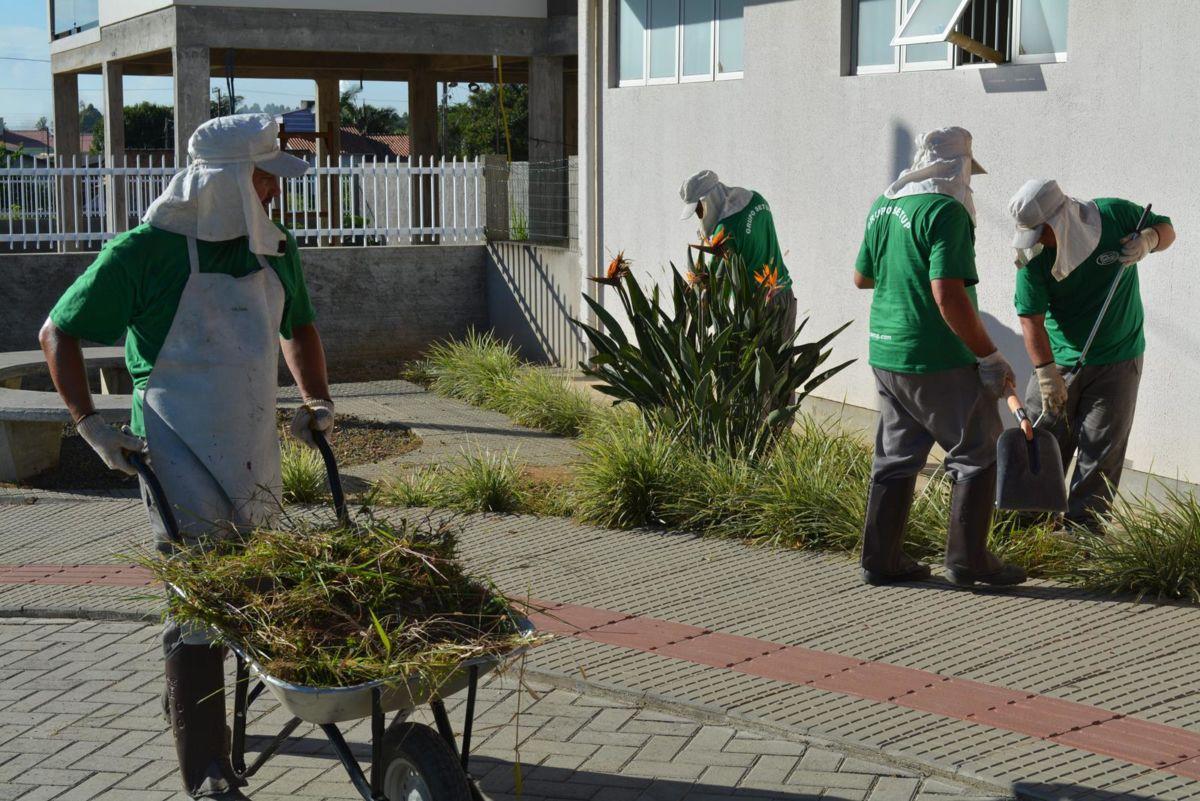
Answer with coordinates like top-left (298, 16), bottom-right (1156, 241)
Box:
top-left (996, 392), bottom-right (1068, 513)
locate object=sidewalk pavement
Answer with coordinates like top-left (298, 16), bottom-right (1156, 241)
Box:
top-left (0, 618), bottom-right (997, 801)
top-left (1, 380), bottom-right (1198, 800)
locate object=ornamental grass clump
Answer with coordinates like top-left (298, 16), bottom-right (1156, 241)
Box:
top-left (146, 517), bottom-right (530, 688)
top-left (280, 439), bottom-right (326, 504)
top-left (422, 329), bottom-right (520, 407)
top-left (1068, 483), bottom-right (1200, 602)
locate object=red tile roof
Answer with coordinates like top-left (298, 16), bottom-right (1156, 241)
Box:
top-left (1, 129), bottom-right (95, 153)
top-left (283, 127), bottom-right (409, 159)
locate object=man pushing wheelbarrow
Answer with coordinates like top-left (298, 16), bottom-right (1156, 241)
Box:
top-left (40, 114), bottom-right (335, 800)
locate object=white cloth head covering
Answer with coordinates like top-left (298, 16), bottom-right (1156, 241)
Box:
top-left (679, 170), bottom-right (754, 236)
top-left (1009, 178), bottom-right (1103, 281)
top-left (144, 114), bottom-right (309, 256)
top-left (884, 127), bottom-right (986, 223)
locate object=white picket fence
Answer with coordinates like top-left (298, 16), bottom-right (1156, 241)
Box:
top-left (0, 154), bottom-right (485, 251)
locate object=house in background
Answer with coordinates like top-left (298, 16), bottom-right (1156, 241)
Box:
top-left (1, 128), bottom-right (93, 159)
top-left (575, 0), bottom-right (1197, 485)
top-left (274, 102), bottom-right (410, 163)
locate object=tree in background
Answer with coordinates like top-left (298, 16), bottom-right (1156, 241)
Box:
top-left (90, 102), bottom-right (175, 154)
top-left (78, 102), bottom-right (102, 134)
top-left (339, 86), bottom-right (408, 135)
top-left (34, 117), bottom-right (50, 149)
top-left (210, 92), bottom-right (244, 118)
top-left (443, 84), bottom-right (528, 161)
top-left (242, 102), bottom-right (291, 116)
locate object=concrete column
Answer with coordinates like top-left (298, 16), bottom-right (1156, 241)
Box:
top-left (51, 72), bottom-right (81, 253)
top-left (172, 45), bottom-right (210, 162)
top-left (315, 78), bottom-right (343, 245)
top-left (529, 55), bottom-right (567, 245)
top-left (102, 60), bottom-right (127, 233)
top-left (483, 153), bottom-right (510, 240)
top-left (408, 68), bottom-right (439, 242)
top-left (577, 0), bottom-right (602, 335)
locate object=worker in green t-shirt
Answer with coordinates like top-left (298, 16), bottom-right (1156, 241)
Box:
top-left (854, 127), bottom-right (1025, 590)
top-left (679, 170), bottom-right (796, 337)
top-left (39, 115), bottom-right (334, 801)
top-left (1009, 178), bottom-right (1175, 531)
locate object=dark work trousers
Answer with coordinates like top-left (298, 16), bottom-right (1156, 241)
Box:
top-left (1023, 356), bottom-right (1143, 531)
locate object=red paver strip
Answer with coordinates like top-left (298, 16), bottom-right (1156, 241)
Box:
top-left (651, 631), bottom-right (785, 668)
top-left (891, 677), bottom-right (1032, 719)
top-left (582, 616), bottom-right (707, 651)
top-left (1053, 716), bottom-right (1200, 770)
top-left (0, 564), bottom-right (155, 587)
top-left (736, 645), bottom-right (862, 684)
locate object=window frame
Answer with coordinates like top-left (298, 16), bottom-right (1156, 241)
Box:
top-left (851, 0), bottom-right (1066, 76)
top-left (715, 0), bottom-right (745, 80)
top-left (616, 0), bottom-right (744, 87)
top-left (891, 0), bottom-right (973, 46)
top-left (1010, 0), bottom-right (1068, 64)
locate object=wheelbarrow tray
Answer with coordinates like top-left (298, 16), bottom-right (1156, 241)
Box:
top-left (168, 583), bottom-right (535, 725)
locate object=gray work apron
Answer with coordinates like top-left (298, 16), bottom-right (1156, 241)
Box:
top-left (140, 236), bottom-right (285, 648)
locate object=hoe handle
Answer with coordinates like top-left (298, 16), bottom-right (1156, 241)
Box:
top-left (1006, 390), bottom-right (1035, 442)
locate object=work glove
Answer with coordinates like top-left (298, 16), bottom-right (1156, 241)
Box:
top-left (1035, 362), bottom-right (1069, 418)
top-left (289, 399), bottom-right (335, 449)
top-left (1119, 227), bottom-right (1159, 265)
top-left (76, 413), bottom-right (143, 475)
top-left (977, 350), bottom-right (1016, 400)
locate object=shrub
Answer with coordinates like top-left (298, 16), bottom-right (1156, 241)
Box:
top-left (280, 440), bottom-right (327, 504)
top-left (1067, 484), bottom-right (1200, 602)
top-left (573, 410), bottom-right (687, 528)
top-left (377, 450), bottom-right (525, 514)
top-left (499, 367), bottom-right (596, 437)
top-left (575, 249), bottom-right (852, 461)
top-left (423, 330), bottom-right (520, 407)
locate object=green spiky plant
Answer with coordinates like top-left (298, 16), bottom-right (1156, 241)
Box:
top-left (574, 247), bottom-right (853, 461)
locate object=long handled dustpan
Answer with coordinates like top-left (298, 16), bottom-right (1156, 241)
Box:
top-left (996, 391), bottom-right (1068, 513)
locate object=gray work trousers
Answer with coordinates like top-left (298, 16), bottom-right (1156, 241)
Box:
top-left (1023, 356), bottom-right (1143, 530)
top-left (871, 366), bottom-right (1002, 483)
top-left (868, 366), bottom-right (1003, 572)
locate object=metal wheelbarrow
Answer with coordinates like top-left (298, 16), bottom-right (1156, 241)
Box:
top-left (130, 430), bottom-right (534, 801)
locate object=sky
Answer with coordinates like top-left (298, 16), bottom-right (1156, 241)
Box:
top-left (0, 0), bottom-right (470, 133)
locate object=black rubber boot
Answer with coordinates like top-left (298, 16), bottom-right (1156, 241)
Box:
top-left (944, 465), bottom-right (1027, 588)
top-left (165, 644), bottom-right (249, 800)
top-left (860, 475), bottom-right (932, 586)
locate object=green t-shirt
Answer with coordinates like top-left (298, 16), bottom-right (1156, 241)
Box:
top-left (712, 192), bottom-right (792, 289)
top-left (1014, 198), bottom-right (1171, 367)
top-left (50, 223), bottom-right (317, 435)
top-left (855, 193), bottom-right (979, 373)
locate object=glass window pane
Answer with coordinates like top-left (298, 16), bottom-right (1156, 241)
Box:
top-left (1020, 0), bottom-right (1068, 55)
top-left (856, 0), bottom-right (896, 68)
top-left (53, 0), bottom-right (99, 36)
top-left (894, 0), bottom-right (969, 43)
top-left (717, 0), bottom-right (744, 73)
top-left (619, 0), bottom-right (648, 82)
top-left (649, 0), bottom-right (679, 79)
top-left (682, 0), bottom-right (713, 76)
top-left (906, 42), bottom-right (948, 61)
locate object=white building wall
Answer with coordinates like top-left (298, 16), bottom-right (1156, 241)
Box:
top-left (593, 0), bottom-right (1200, 481)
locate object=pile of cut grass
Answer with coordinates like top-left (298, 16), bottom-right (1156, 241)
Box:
top-left (146, 517), bottom-right (531, 688)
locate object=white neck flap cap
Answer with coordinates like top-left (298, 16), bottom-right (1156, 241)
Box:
top-left (884, 126), bottom-right (985, 223)
top-left (144, 114), bottom-right (309, 256)
top-left (1009, 178), bottom-right (1102, 281)
top-left (679, 169), bottom-right (753, 236)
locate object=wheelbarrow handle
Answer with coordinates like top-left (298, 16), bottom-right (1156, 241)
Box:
top-left (128, 451), bottom-right (184, 545)
top-left (1005, 389), bottom-right (1035, 442)
top-left (311, 428), bottom-right (348, 525)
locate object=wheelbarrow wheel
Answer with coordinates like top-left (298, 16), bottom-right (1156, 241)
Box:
top-left (381, 721), bottom-right (472, 801)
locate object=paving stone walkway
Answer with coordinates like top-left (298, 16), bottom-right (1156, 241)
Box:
top-left (0, 618), bottom-right (997, 801)
top-left (1, 380), bottom-right (1198, 800)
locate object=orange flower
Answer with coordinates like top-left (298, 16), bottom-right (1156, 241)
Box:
top-left (706, 228), bottom-right (730, 249)
top-left (589, 250), bottom-right (632, 285)
top-left (685, 269), bottom-right (707, 287)
top-left (755, 264), bottom-right (780, 297)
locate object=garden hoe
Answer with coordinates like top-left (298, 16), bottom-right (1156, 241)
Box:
top-left (996, 388), bottom-right (1068, 513)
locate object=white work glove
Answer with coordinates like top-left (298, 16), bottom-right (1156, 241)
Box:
top-left (1035, 362), bottom-right (1069, 417)
top-left (1119, 227), bottom-right (1159, 265)
top-left (289, 399), bottom-right (335, 449)
top-left (76, 413), bottom-right (143, 475)
top-left (977, 350), bottom-right (1016, 400)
